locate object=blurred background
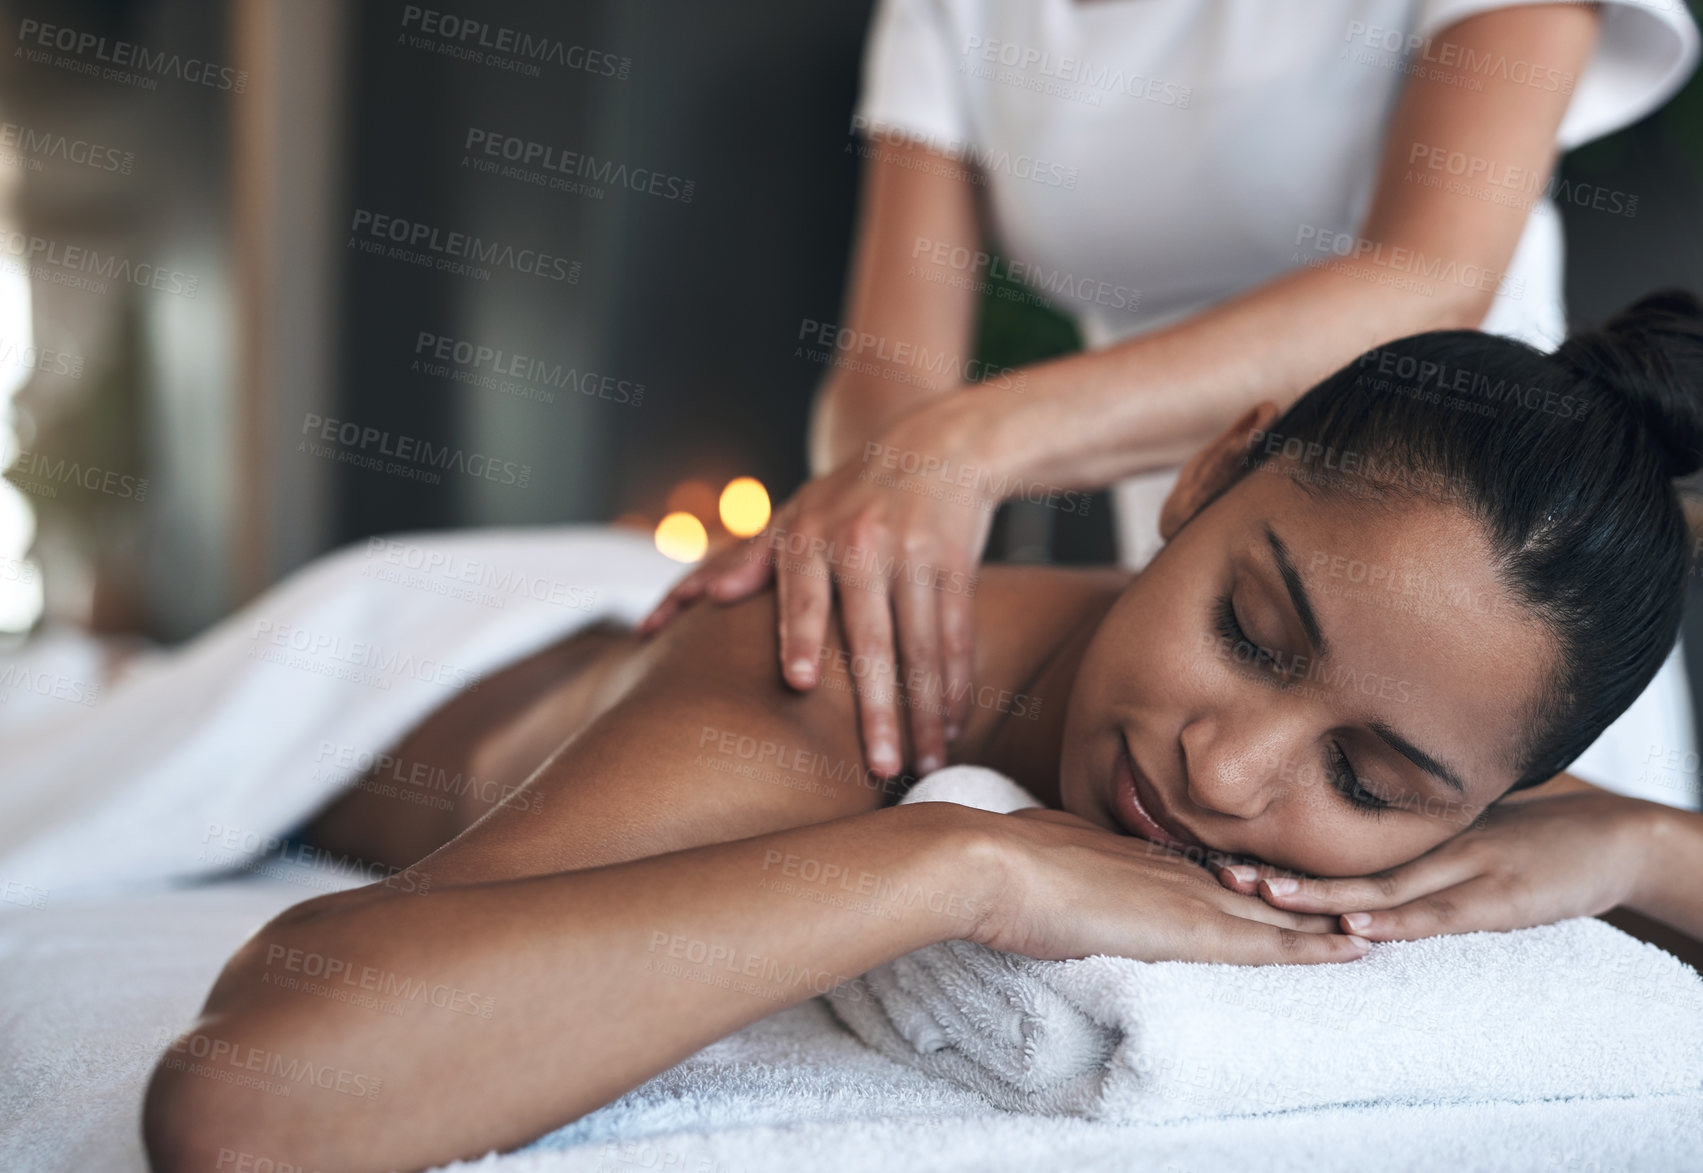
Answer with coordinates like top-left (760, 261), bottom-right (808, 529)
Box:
top-left (0, 0), bottom-right (1700, 659)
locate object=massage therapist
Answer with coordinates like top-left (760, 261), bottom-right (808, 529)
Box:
top-left (647, 0), bottom-right (1701, 810)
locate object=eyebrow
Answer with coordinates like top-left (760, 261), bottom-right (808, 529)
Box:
top-left (1263, 524), bottom-right (1327, 656)
top-left (1368, 720), bottom-right (1468, 794)
top-left (1261, 522), bottom-right (1469, 796)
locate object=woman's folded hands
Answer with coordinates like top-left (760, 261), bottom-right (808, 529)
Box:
top-left (968, 807), bottom-right (1372, 965)
top-left (1214, 789), bottom-right (1667, 940)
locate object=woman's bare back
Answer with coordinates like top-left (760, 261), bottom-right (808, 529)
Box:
top-left (303, 563), bottom-right (1127, 876)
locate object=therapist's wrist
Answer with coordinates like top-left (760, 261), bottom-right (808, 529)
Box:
top-left (873, 387), bottom-right (1016, 503)
top-left (812, 375), bottom-right (957, 476)
top-left (927, 356), bottom-right (1183, 493)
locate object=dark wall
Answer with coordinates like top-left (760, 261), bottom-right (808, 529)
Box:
top-left (333, 0), bottom-right (875, 542)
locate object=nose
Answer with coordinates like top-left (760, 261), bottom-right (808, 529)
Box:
top-left (1178, 705), bottom-right (1315, 821)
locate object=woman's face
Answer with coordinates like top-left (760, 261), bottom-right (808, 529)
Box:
top-left (1059, 431), bottom-right (1555, 878)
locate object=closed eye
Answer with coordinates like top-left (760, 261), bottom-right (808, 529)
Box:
top-left (1216, 591), bottom-right (1394, 817)
top-left (1327, 741), bottom-right (1390, 815)
top-left (1213, 591), bottom-right (1283, 676)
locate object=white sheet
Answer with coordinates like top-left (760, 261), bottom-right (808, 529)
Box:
top-left (2, 876), bottom-right (1698, 1173)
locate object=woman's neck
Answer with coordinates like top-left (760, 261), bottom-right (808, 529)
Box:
top-left (972, 578), bottom-right (1121, 808)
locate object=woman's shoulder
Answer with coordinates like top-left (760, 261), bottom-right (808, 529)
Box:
top-left (651, 563), bottom-right (1129, 676)
top-left (639, 563), bottom-right (1129, 729)
top-left (974, 562), bottom-right (1132, 606)
top-left (967, 562), bottom-right (1130, 680)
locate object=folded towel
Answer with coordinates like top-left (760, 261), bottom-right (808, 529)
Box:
top-left (826, 766), bottom-right (1703, 1121)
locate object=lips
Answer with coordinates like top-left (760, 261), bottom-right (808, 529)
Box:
top-left (1110, 738), bottom-right (1201, 851)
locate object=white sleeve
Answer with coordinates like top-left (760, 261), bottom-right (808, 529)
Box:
top-left (1413, 0), bottom-right (1700, 149)
top-left (853, 0), bottom-right (972, 150)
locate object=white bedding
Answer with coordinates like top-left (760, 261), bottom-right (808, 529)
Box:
top-left (2, 872), bottom-right (1699, 1173)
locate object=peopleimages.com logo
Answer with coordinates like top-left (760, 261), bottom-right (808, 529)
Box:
top-left (349, 209), bottom-right (580, 283)
top-left (398, 5), bottom-right (631, 81)
top-left (298, 412), bottom-right (532, 489)
top-left (14, 18), bottom-right (247, 91)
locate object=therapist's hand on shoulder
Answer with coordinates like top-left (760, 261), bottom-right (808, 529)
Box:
top-left (640, 395), bottom-right (995, 779)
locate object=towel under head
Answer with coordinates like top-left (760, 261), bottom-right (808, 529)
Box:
top-left (828, 766), bottom-right (1703, 1121)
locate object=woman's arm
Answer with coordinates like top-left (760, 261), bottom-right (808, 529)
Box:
top-left (1511, 775), bottom-right (1703, 942)
top-left (146, 801), bottom-right (997, 1173)
top-left (145, 595), bottom-right (911, 1171)
top-left (143, 589), bottom-right (1361, 1173)
top-left (1612, 794), bottom-right (1703, 943)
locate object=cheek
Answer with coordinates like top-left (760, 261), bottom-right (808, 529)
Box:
top-left (1103, 584), bottom-right (1209, 701)
top-left (1268, 809), bottom-right (1468, 878)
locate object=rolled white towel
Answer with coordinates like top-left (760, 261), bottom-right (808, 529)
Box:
top-left (828, 766), bottom-right (1703, 1120)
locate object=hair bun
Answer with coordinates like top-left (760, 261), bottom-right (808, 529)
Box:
top-left (1556, 289), bottom-right (1703, 479)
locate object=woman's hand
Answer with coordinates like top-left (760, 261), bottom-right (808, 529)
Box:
top-left (640, 397), bottom-right (997, 779)
top-left (973, 808), bottom-right (1371, 965)
top-left (1213, 791), bottom-right (1661, 940)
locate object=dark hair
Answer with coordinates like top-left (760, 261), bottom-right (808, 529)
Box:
top-left (1241, 290), bottom-right (1703, 793)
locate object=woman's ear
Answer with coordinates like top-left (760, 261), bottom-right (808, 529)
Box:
top-left (1158, 402), bottom-right (1283, 540)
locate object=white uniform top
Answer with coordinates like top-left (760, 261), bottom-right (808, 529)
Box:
top-left (855, 0), bottom-right (1702, 804)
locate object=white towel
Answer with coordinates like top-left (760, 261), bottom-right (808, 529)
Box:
top-left (0, 526), bottom-right (683, 901)
top-left (827, 766), bottom-right (1703, 1121)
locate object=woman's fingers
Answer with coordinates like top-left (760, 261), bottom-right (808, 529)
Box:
top-left (1258, 870), bottom-right (1412, 913)
top-left (775, 547), bottom-right (833, 689)
top-left (1241, 854), bottom-right (1480, 915)
top-left (1211, 860), bottom-right (1286, 897)
top-left (1200, 866), bottom-right (1339, 932)
top-left (894, 577), bottom-right (947, 775)
top-left (1220, 866), bottom-right (1518, 941)
top-left (1335, 878), bottom-right (1504, 941)
top-left (1212, 894), bottom-right (1340, 935)
top-left (1211, 860), bottom-right (1375, 908)
top-left (836, 577), bottom-right (904, 777)
top-left (1200, 915), bottom-right (1372, 966)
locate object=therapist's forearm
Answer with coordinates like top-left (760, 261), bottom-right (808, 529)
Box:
top-left (936, 261), bottom-right (1490, 491)
top-left (807, 135), bottom-right (984, 477)
top-left (814, 5), bottom-right (1595, 490)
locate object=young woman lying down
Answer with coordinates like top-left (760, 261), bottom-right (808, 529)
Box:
top-left (144, 293), bottom-right (1703, 1173)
